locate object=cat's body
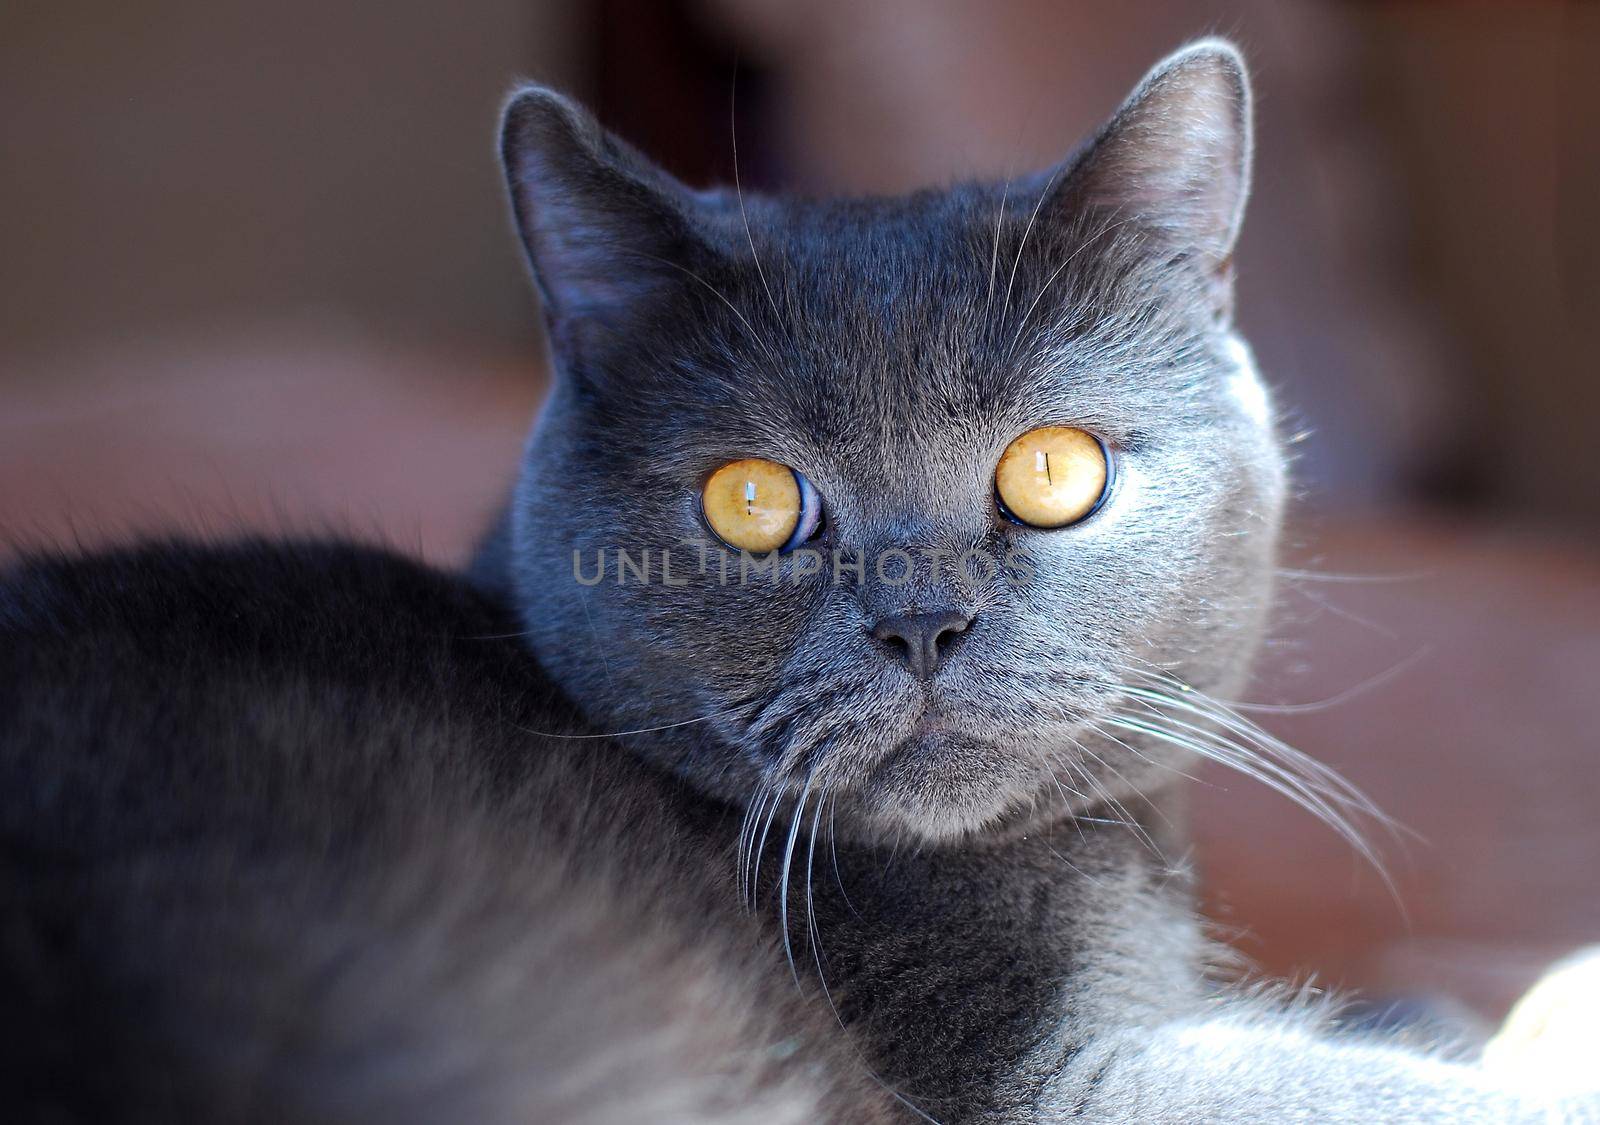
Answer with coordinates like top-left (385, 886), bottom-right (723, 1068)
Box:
top-left (3, 38), bottom-right (1596, 1124)
top-left (5, 542), bottom-right (1584, 1123)
top-left (0, 541), bottom-right (898, 1124)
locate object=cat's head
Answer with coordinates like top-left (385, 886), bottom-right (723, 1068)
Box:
top-left (499, 40), bottom-right (1286, 843)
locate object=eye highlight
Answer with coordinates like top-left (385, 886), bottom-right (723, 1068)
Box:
top-left (702, 458), bottom-right (822, 552)
top-left (994, 426), bottom-right (1111, 528)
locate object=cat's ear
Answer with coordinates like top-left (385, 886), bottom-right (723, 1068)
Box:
top-left (500, 86), bottom-right (710, 335)
top-left (1059, 39), bottom-right (1251, 307)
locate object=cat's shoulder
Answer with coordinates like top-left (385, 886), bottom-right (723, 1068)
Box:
top-left (0, 536), bottom-right (568, 710)
top-left (2, 536), bottom-right (511, 649)
top-left (0, 535), bottom-right (725, 862)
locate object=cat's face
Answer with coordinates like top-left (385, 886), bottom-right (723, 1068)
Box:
top-left (501, 42), bottom-right (1286, 842)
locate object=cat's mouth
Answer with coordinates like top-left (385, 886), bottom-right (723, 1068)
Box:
top-left (851, 714), bottom-right (1059, 841)
top-left (740, 653), bottom-right (1118, 842)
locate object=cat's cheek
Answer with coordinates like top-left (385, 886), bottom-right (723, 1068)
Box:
top-left (1060, 458), bottom-right (1142, 542)
top-left (1222, 333), bottom-right (1273, 428)
top-left (997, 461), bottom-right (1141, 589)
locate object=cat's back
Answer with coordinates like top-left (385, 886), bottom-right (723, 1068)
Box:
top-left (2, 540), bottom-right (553, 847)
top-left (0, 540), bottom-right (893, 1124)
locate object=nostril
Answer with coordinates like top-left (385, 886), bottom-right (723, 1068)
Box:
top-left (933, 614), bottom-right (969, 645)
top-left (870, 610), bottom-right (975, 680)
top-left (873, 627), bottom-right (913, 656)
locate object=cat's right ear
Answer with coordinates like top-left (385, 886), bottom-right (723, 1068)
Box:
top-left (1048, 40), bottom-right (1252, 321)
top-left (500, 86), bottom-right (709, 343)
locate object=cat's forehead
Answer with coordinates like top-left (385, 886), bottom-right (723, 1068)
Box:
top-left (680, 190), bottom-right (1211, 448)
top-left (741, 187), bottom-right (1007, 311)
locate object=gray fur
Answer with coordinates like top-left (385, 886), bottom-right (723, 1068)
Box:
top-left (498, 39), bottom-right (1281, 846)
top-left (5, 38), bottom-right (1595, 1124)
top-left (493, 37), bottom-right (1599, 1122)
top-left (0, 542), bottom-right (901, 1123)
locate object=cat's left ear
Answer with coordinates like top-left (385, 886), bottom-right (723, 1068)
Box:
top-left (1057, 39), bottom-right (1252, 318)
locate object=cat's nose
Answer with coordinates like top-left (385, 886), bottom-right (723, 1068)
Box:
top-left (871, 610), bottom-right (973, 681)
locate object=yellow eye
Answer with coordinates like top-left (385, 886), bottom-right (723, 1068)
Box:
top-left (702, 458), bottom-right (820, 552)
top-left (994, 426), bottom-right (1110, 528)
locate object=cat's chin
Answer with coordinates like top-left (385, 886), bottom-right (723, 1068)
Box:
top-left (852, 729), bottom-right (1044, 844)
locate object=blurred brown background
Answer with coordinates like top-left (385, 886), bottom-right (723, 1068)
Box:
top-left (2, 0), bottom-right (1596, 1020)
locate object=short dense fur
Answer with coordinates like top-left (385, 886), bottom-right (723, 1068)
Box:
top-left (4, 39), bottom-right (1596, 1124)
top-left (0, 543), bottom-right (896, 1123)
top-left (490, 42), bottom-right (1280, 844)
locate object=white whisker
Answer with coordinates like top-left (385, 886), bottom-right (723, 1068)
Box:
top-left (985, 175), bottom-right (1013, 317)
top-left (1009, 208), bottom-right (1136, 354)
top-left (512, 712), bottom-right (721, 741)
top-left (1212, 647), bottom-right (1432, 717)
top-left (778, 776), bottom-right (816, 988)
top-left (628, 248), bottom-right (785, 373)
top-left (730, 80), bottom-right (786, 336)
top-left (1001, 166), bottom-right (1063, 317)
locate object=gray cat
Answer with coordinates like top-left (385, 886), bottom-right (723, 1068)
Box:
top-left (486, 35), bottom-right (1598, 1121)
top-left (2, 37), bottom-right (1594, 1124)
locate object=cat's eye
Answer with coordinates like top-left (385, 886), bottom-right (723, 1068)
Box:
top-left (701, 458), bottom-right (822, 553)
top-left (994, 426), bottom-right (1111, 528)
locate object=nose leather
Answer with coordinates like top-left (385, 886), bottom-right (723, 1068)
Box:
top-left (871, 610), bottom-right (973, 680)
